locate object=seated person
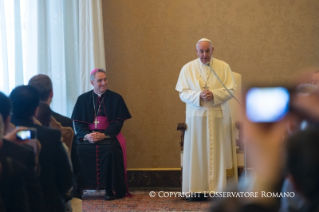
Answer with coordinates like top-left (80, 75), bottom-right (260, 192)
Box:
top-left (29, 74), bottom-right (80, 180)
top-left (71, 69), bottom-right (131, 200)
top-left (0, 157), bottom-right (29, 212)
top-left (36, 101), bottom-right (74, 210)
top-left (36, 102), bottom-right (73, 154)
top-left (36, 102), bottom-right (52, 127)
top-left (280, 83), bottom-right (318, 212)
top-left (282, 129), bottom-right (319, 212)
top-left (9, 86), bottom-right (73, 212)
top-left (0, 92), bottom-right (43, 212)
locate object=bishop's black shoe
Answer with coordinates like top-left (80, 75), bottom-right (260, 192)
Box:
top-left (104, 190), bottom-right (116, 201)
top-left (104, 195), bottom-right (116, 201)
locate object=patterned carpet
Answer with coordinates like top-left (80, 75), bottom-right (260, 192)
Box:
top-left (82, 190), bottom-right (211, 212)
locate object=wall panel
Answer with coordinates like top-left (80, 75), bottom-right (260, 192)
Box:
top-left (102, 0), bottom-right (319, 168)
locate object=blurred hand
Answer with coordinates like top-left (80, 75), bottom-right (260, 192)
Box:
top-left (291, 91), bottom-right (319, 121)
top-left (4, 126), bottom-right (30, 145)
top-left (245, 118), bottom-right (288, 184)
top-left (242, 117), bottom-right (290, 205)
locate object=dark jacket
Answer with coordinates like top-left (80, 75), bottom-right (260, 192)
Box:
top-left (52, 111), bottom-right (80, 177)
top-left (11, 117), bottom-right (73, 212)
top-left (0, 139), bottom-right (43, 212)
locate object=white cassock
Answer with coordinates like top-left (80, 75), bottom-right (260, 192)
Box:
top-left (176, 57), bottom-right (237, 193)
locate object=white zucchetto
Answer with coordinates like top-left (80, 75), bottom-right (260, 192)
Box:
top-left (197, 38), bottom-right (212, 44)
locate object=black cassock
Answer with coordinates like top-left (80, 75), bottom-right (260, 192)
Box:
top-left (71, 89), bottom-right (131, 197)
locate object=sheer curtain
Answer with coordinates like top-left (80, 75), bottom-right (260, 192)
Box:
top-left (0, 0), bottom-right (105, 116)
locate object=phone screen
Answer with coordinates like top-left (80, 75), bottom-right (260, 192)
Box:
top-left (16, 128), bottom-right (37, 140)
top-left (246, 87), bottom-right (290, 122)
top-left (17, 130), bottom-right (31, 140)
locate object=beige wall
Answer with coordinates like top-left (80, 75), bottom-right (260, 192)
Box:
top-left (102, 0), bottom-right (319, 168)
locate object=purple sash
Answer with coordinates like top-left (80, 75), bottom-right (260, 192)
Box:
top-left (88, 116), bottom-right (109, 130)
top-left (88, 116), bottom-right (131, 196)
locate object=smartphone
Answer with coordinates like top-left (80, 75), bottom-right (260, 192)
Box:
top-left (246, 87), bottom-right (290, 122)
top-left (16, 128), bottom-right (37, 140)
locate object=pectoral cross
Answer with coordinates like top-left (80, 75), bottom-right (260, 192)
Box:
top-left (202, 86), bottom-right (209, 90)
top-left (94, 118), bottom-right (99, 128)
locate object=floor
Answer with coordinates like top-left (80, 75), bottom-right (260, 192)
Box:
top-left (82, 189), bottom-right (211, 212)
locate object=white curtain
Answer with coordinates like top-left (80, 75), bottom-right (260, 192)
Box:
top-left (79, 0), bottom-right (105, 93)
top-left (0, 0), bottom-right (106, 117)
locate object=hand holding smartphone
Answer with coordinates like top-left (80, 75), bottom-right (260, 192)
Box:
top-left (16, 127), bottom-right (37, 140)
top-left (244, 86), bottom-right (291, 189)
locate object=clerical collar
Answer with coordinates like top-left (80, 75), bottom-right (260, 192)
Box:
top-left (93, 90), bottom-right (106, 97)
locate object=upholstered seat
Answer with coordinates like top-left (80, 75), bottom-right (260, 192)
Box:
top-left (51, 117), bottom-right (74, 154)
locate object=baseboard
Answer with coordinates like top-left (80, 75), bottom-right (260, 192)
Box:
top-left (127, 168), bottom-right (246, 188)
top-left (127, 168), bottom-right (181, 171)
top-left (127, 169), bottom-right (182, 188)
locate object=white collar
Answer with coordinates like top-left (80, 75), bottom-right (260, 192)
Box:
top-left (93, 90), bottom-right (105, 97)
top-left (198, 57), bottom-right (213, 67)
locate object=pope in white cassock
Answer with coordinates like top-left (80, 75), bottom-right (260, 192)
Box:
top-left (176, 38), bottom-right (237, 197)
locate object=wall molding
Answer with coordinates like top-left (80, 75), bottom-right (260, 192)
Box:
top-left (127, 169), bottom-right (181, 188)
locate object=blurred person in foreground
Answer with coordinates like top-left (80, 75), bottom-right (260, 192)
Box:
top-left (210, 84), bottom-right (319, 212)
top-left (0, 114), bottom-right (29, 212)
top-left (10, 86), bottom-right (73, 212)
top-left (280, 83), bottom-right (318, 212)
top-left (311, 70), bottom-right (319, 87)
top-left (0, 92), bottom-right (43, 211)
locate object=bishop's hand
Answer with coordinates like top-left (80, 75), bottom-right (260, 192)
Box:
top-left (84, 134), bottom-right (94, 143)
top-left (85, 132), bottom-right (107, 143)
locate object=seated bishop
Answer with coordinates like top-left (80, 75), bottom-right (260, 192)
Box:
top-left (71, 68), bottom-right (131, 200)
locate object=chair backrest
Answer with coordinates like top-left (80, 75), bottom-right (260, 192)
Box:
top-left (228, 72), bottom-right (242, 123)
top-left (228, 72), bottom-right (243, 180)
top-left (51, 117), bottom-right (74, 154)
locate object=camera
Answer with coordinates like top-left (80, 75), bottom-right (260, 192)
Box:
top-left (246, 86), bottom-right (290, 123)
top-left (16, 128), bottom-right (37, 140)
